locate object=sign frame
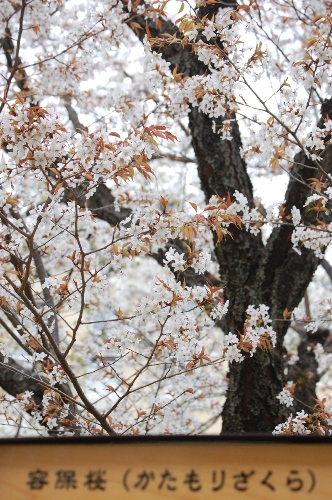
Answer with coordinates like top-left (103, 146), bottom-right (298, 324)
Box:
top-left (1, 434), bottom-right (332, 499)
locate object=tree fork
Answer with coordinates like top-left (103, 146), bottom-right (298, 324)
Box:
top-left (126, 0), bottom-right (332, 431)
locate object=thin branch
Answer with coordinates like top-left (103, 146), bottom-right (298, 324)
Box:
top-left (0, 0), bottom-right (27, 113)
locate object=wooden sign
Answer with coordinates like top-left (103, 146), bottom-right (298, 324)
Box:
top-left (0, 435), bottom-right (332, 499)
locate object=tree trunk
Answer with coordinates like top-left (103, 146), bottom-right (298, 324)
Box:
top-left (126, 5), bottom-right (332, 431)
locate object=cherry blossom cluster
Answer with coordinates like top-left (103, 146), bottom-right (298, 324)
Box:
top-left (222, 305), bottom-right (277, 363)
top-left (0, 391), bottom-right (49, 436)
top-left (273, 411), bottom-right (311, 436)
top-left (276, 383), bottom-right (295, 408)
top-left (273, 401), bottom-right (332, 436)
top-left (0, 100), bottom-right (235, 434)
top-left (1, 0), bottom-right (332, 437)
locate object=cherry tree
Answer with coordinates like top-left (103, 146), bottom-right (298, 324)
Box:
top-left (1, 0), bottom-right (332, 437)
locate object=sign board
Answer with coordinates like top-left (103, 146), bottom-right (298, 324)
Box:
top-left (0, 435), bottom-right (332, 499)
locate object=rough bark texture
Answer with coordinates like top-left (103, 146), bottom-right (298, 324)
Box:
top-left (1, 2), bottom-right (331, 434)
top-left (0, 354), bottom-right (44, 405)
top-left (129, 4), bottom-right (332, 431)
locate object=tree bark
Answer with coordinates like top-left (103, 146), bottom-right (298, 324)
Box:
top-left (127, 5), bottom-right (332, 431)
top-left (1, 1), bottom-right (331, 434)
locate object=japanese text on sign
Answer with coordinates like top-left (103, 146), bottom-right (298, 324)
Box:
top-left (1, 439), bottom-right (331, 499)
top-left (26, 467), bottom-right (315, 494)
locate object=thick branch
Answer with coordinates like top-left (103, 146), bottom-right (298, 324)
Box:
top-left (63, 95), bottom-right (85, 132)
top-left (130, 3), bottom-right (332, 431)
top-left (223, 100), bottom-right (332, 432)
top-left (259, 100), bottom-right (332, 340)
top-left (0, 355), bottom-right (44, 405)
top-left (71, 182), bottom-right (132, 226)
top-left (321, 258), bottom-right (332, 282)
top-left (288, 324), bottom-right (329, 414)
